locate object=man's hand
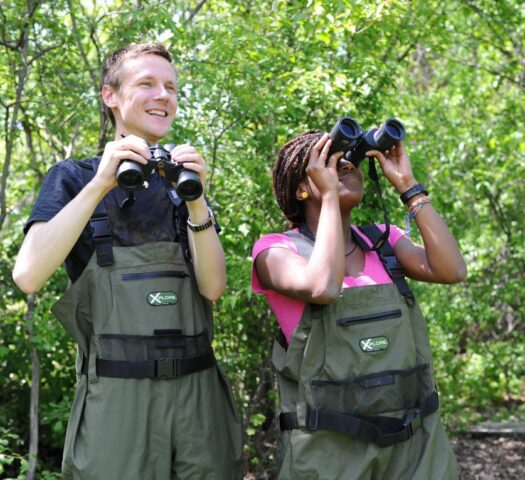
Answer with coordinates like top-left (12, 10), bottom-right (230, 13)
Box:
top-left (169, 144), bottom-right (207, 189)
top-left (94, 135), bottom-right (151, 193)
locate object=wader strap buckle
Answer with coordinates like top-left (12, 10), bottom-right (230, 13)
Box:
top-left (306, 408), bottom-right (319, 430)
top-left (156, 358), bottom-right (177, 379)
top-left (89, 216), bottom-right (114, 266)
top-left (403, 407), bottom-right (422, 436)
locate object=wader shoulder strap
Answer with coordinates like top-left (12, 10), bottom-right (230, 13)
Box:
top-left (355, 224), bottom-right (415, 306)
top-left (166, 184), bottom-right (192, 262)
top-left (283, 226), bottom-right (315, 258)
top-left (78, 159), bottom-right (114, 267)
top-left (279, 391), bottom-right (439, 448)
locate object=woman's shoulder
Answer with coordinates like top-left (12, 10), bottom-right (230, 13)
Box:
top-left (252, 229), bottom-right (300, 259)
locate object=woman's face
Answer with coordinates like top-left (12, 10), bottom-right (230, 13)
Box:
top-left (336, 159), bottom-right (365, 206)
top-left (302, 158), bottom-right (364, 209)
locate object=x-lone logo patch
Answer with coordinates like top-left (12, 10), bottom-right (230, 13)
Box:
top-left (147, 291), bottom-right (178, 306)
top-left (360, 336), bottom-right (389, 352)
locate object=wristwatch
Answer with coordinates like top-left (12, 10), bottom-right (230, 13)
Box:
top-left (400, 183), bottom-right (428, 204)
top-left (187, 207), bottom-right (216, 232)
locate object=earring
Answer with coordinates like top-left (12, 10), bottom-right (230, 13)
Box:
top-left (301, 192), bottom-right (309, 200)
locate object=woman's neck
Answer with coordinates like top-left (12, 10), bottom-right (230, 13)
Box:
top-left (303, 213), bottom-right (352, 238)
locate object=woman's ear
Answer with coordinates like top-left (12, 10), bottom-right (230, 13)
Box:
top-left (295, 183), bottom-right (309, 201)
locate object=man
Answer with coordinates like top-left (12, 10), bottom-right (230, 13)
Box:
top-left (13, 43), bottom-right (243, 479)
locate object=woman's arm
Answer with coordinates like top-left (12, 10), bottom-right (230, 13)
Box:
top-left (256, 134), bottom-right (345, 303)
top-left (367, 142), bottom-right (467, 284)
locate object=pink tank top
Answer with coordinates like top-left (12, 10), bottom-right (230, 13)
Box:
top-left (251, 225), bottom-right (405, 343)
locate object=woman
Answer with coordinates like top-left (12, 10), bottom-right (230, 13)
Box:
top-left (252, 130), bottom-right (466, 479)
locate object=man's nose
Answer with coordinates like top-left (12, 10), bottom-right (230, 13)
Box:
top-left (155, 85), bottom-right (170, 100)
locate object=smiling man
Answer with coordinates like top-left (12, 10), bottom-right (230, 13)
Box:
top-left (13, 43), bottom-right (243, 480)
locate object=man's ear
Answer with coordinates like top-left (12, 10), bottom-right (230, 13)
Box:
top-left (101, 85), bottom-right (117, 108)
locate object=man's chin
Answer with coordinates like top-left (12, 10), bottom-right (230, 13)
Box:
top-left (145, 130), bottom-right (169, 145)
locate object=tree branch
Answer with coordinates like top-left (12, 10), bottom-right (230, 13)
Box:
top-left (184, 0), bottom-right (207, 25)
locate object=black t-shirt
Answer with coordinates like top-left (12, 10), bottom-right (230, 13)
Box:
top-left (25, 157), bottom-right (217, 283)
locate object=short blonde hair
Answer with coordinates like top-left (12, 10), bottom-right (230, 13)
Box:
top-left (100, 43), bottom-right (174, 126)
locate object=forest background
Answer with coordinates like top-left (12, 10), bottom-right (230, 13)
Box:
top-left (0, 0), bottom-right (523, 478)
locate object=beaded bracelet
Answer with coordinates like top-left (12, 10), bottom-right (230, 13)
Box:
top-left (405, 196), bottom-right (431, 237)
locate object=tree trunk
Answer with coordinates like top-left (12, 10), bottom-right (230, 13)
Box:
top-left (25, 293), bottom-right (39, 480)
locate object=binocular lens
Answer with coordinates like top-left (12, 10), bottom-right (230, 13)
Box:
top-left (339, 118), bottom-right (361, 139)
top-left (383, 119), bottom-right (404, 140)
top-left (176, 171), bottom-right (203, 201)
top-left (373, 118), bottom-right (405, 150)
top-left (117, 162), bottom-right (144, 191)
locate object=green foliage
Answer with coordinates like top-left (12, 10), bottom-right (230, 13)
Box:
top-left (1, 0), bottom-right (523, 477)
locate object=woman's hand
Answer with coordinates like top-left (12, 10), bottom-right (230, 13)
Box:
top-left (305, 133), bottom-right (343, 197)
top-left (366, 141), bottom-right (417, 193)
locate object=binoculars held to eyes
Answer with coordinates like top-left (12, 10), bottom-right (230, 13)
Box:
top-left (117, 144), bottom-right (203, 201)
top-left (329, 117), bottom-right (405, 168)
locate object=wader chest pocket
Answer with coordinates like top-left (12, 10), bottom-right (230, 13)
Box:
top-left (107, 267), bottom-right (193, 333)
top-left (337, 309), bottom-right (402, 327)
top-left (319, 305), bottom-right (418, 397)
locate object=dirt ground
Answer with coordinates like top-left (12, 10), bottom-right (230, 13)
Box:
top-left (451, 434), bottom-right (525, 479)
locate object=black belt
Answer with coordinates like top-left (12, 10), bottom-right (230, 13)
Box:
top-left (279, 391), bottom-right (439, 448)
top-left (81, 350), bottom-right (216, 379)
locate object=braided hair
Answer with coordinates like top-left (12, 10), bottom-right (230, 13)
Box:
top-left (272, 129), bottom-right (324, 227)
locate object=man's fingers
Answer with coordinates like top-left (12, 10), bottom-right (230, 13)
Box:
top-left (111, 137), bottom-right (151, 160)
top-left (172, 153), bottom-right (205, 164)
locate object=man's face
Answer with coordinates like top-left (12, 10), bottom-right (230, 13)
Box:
top-left (108, 54), bottom-right (178, 144)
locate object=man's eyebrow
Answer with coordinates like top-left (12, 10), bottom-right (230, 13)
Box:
top-left (134, 74), bottom-right (176, 86)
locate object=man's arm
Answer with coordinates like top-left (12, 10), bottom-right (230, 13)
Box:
top-left (186, 199), bottom-right (226, 301)
top-left (13, 181), bottom-right (108, 293)
top-left (169, 144), bottom-right (226, 301)
top-left (13, 136), bottom-right (151, 293)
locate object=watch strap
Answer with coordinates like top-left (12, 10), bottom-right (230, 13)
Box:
top-left (400, 183), bottom-right (428, 204)
top-left (187, 207), bottom-right (215, 232)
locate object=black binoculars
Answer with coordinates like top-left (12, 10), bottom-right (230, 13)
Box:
top-left (117, 144), bottom-right (203, 201)
top-left (329, 117), bottom-right (405, 168)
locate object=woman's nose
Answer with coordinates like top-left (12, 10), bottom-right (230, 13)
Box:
top-left (337, 158), bottom-right (355, 171)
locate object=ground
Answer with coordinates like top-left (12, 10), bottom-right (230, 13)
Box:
top-left (451, 434), bottom-right (525, 480)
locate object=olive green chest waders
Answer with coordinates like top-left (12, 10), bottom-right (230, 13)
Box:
top-left (52, 196), bottom-right (243, 480)
top-left (273, 226), bottom-right (458, 480)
